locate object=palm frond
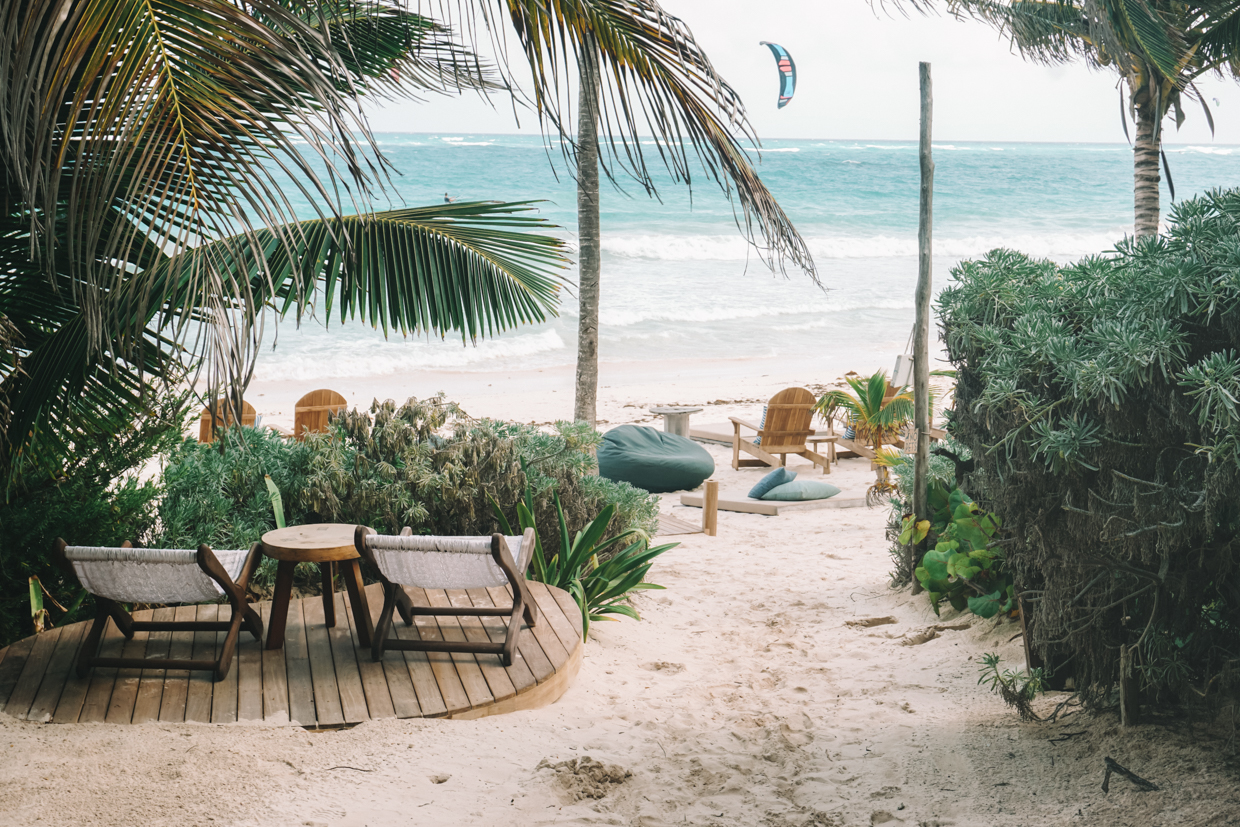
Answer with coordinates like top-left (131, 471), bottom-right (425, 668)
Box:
top-left (462, 0), bottom-right (815, 279)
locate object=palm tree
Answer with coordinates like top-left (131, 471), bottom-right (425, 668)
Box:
top-left (1, 0), bottom-right (816, 488)
top-left (934, 0), bottom-right (1240, 235)
top-left (816, 371), bottom-right (914, 500)
top-left (574, 48), bottom-right (602, 427)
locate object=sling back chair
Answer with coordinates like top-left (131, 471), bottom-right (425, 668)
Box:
top-left (52, 540), bottom-right (263, 681)
top-left (355, 526), bottom-right (539, 667)
top-left (293, 388), bottom-right (347, 440)
top-left (730, 387), bottom-right (832, 474)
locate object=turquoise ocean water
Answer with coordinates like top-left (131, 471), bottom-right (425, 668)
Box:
top-left (253, 135), bottom-right (1240, 382)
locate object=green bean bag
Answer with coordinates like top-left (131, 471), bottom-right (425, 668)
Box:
top-left (598, 425), bottom-right (715, 493)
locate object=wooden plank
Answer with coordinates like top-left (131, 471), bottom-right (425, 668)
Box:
top-left (104, 608), bottom-right (154, 724)
top-left (131, 607), bottom-right (174, 724)
top-left (361, 585), bottom-right (420, 719)
top-left (183, 604), bottom-right (219, 723)
top-left (80, 618), bottom-right (126, 723)
top-left (0, 634), bottom-right (34, 704)
top-left (236, 605), bottom-right (263, 722)
top-left (259, 601), bottom-right (289, 724)
top-left (303, 589), bottom-right (345, 727)
top-left (486, 586), bottom-right (555, 684)
top-left (26, 622), bottom-right (85, 722)
top-left (424, 589), bottom-right (494, 710)
top-left (389, 595), bottom-right (446, 718)
top-left (405, 589), bottom-right (470, 715)
top-left (283, 598), bottom-right (316, 727)
top-left (327, 590), bottom-right (370, 724)
top-left (656, 513), bottom-right (703, 536)
top-left (0, 635), bottom-right (35, 707)
top-left (446, 589), bottom-right (515, 703)
top-left (210, 605), bottom-right (240, 724)
top-left (680, 492), bottom-right (866, 515)
top-left (501, 583), bottom-right (568, 674)
top-left (3, 626), bottom-right (62, 719)
top-left (466, 588), bottom-right (535, 694)
top-left (342, 587), bottom-right (395, 719)
top-left (526, 581), bottom-right (582, 657)
top-left (158, 605), bottom-right (198, 723)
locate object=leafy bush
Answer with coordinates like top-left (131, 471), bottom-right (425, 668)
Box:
top-left (938, 188), bottom-right (1240, 711)
top-left (493, 494), bottom-right (674, 637)
top-left (304, 396), bottom-right (658, 556)
top-left (0, 393), bottom-right (189, 646)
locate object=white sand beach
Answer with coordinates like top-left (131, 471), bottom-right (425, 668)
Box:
top-left (3, 376), bottom-right (1239, 827)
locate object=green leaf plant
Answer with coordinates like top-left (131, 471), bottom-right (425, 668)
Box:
top-left (911, 480), bottom-right (1014, 619)
top-left (491, 493), bottom-right (675, 639)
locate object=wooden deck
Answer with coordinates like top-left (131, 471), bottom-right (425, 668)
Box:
top-left (0, 581), bottom-right (581, 726)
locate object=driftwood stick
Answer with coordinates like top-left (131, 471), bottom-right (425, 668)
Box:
top-left (1101, 756), bottom-right (1159, 793)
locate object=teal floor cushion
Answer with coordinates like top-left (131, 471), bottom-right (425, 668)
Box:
top-left (760, 479), bottom-right (841, 501)
top-left (598, 425), bottom-right (715, 493)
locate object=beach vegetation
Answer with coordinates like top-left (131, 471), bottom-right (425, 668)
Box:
top-left (816, 370), bottom-right (914, 501)
top-left (978, 652), bottom-right (1046, 721)
top-left (0, 393), bottom-right (190, 646)
top-left (938, 187), bottom-right (1240, 713)
top-left (928, 0), bottom-right (1240, 235)
top-left (491, 495), bottom-right (675, 638)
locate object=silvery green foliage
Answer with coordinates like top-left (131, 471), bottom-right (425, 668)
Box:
top-left (938, 188), bottom-right (1240, 711)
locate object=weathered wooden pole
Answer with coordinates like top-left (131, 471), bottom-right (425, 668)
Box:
top-left (910, 62), bottom-right (934, 590)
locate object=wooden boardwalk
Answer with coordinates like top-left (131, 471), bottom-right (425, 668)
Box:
top-left (0, 581), bottom-right (581, 726)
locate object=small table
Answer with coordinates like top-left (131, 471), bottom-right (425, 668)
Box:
top-left (650, 405), bottom-right (703, 438)
top-left (261, 524), bottom-right (375, 651)
top-left (806, 434), bottom-right (840, 469)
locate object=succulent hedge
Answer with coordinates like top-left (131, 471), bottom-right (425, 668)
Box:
top-left (938, 188), bottom-right (1240, 711)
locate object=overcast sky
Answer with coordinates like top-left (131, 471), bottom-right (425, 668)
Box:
top-left (365, 0), bottom-right (1240, 145)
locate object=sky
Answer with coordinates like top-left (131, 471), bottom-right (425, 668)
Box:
top-left (365, 0), bottom-right (1240, 145)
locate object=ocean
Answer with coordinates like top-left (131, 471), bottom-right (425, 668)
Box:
top-left (253, 135), bottom-right (1240, 384)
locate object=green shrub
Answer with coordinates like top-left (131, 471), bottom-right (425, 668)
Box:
top-left (0, 393), bottom-right (189, 646)
top-left (938, 188), bottom-right (1240, 711)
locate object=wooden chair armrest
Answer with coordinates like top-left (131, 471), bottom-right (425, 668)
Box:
top-left (728, 416), bottom-right (761, 433)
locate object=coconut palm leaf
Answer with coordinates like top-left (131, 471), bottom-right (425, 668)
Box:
top-left (463, 0), bottom-right (814, 277)
top-left (177, 201), bottom-right (569, 340)
top-left (269, 0), bottom-right (499, 97)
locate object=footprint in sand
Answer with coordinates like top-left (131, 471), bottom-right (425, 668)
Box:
top-left (640, 661), bottom-right (686, 674)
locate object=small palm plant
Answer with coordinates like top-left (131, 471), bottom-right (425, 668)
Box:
top-left (815, 370), bottom-right (914, 501)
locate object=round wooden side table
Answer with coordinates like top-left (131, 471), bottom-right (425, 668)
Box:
top-left (261, 523), bottom-right (373, 651)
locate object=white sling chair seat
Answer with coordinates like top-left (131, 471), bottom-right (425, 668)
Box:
top-left (64, 545), bottom-right (250, 604)
top-left (363, 534), bottom-right (532, 590)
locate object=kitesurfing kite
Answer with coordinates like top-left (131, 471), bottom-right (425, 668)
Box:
top-left (760, 42), bottom-right (796, 108)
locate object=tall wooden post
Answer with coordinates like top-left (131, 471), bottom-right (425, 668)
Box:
top-left (910, 62), bottom-right (934, 591)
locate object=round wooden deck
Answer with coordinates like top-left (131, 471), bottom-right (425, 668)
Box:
top-left (0, 581), bottom-right (581, 726)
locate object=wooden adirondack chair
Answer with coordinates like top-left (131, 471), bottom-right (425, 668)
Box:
top-left (198, 400), bottom-right (256, 443)
top-left (293, 388), bottom-right (347, 439)
top-left (730, 387), bottom-right (832, 474)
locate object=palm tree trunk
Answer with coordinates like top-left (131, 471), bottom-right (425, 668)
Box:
top-left (1133, 85), bottom-right (1161, 237)
top-left (573, 50), bottom-right (601, 427)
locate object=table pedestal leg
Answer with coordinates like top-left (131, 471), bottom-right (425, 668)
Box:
top-left (340, 560), bottom-right (373, 648)
top-left (265, 560), bottom-right (296, 650)
top-left (321, 561), bottom-right (337, 627)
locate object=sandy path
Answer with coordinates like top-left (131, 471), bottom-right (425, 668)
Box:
top-left (4, 435), bottom-right (1239, 826)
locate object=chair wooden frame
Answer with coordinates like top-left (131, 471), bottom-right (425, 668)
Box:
top-left (730, 387), bottom-right (831, 474)
top-left (52, 540), bottom-right (263, 682)
top-left (355, 526), bottom-right (540, 667)
top-left (198, 400), bottom-right (256, 443)
top-left (293, 388), bottom-right (347, 440)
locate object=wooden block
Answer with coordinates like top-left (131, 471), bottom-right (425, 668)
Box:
top-left (680, 492), bottom-right (866, 515)
top-left (703, 480), bottom-right (719, 536)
